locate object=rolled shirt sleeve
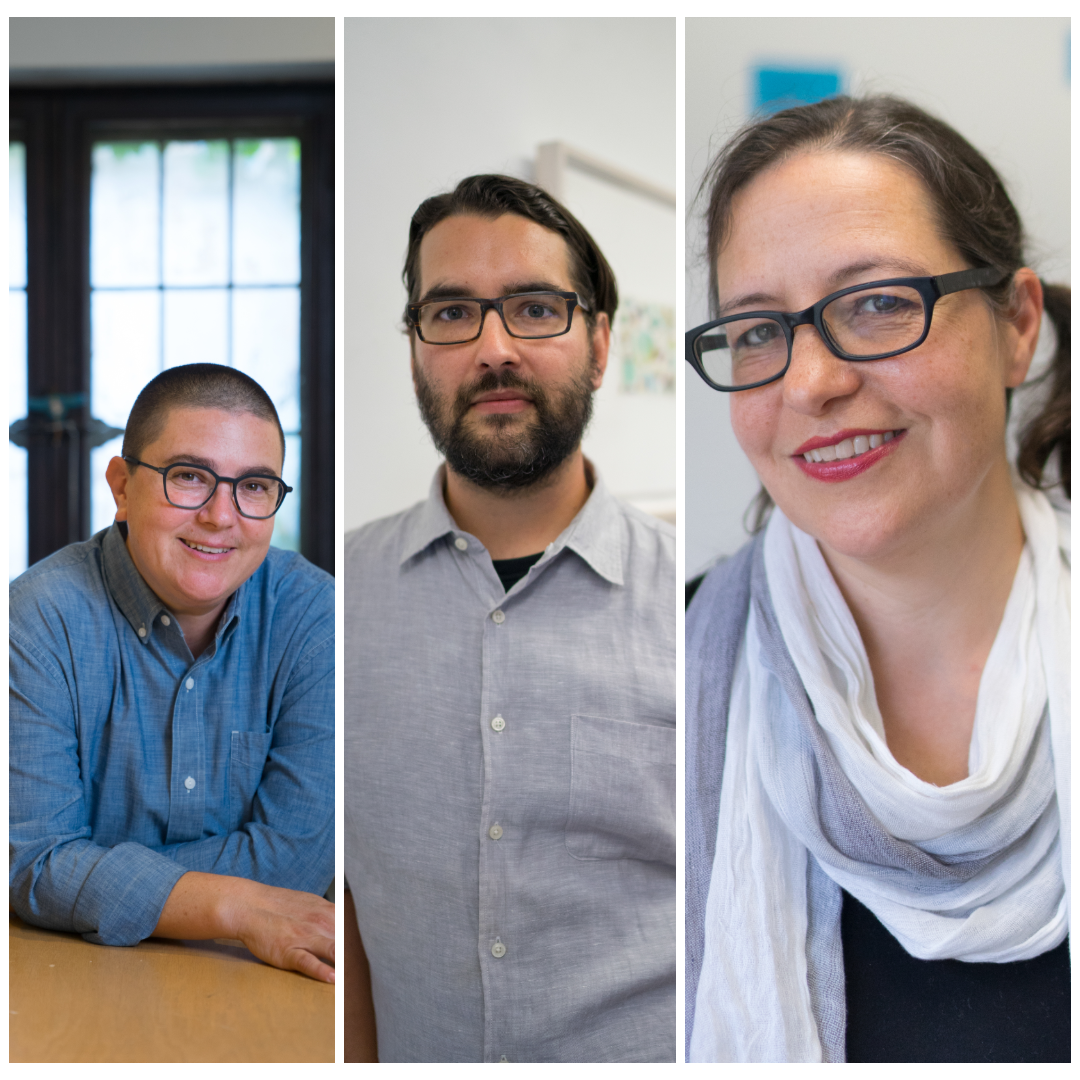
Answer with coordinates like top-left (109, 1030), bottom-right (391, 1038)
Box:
top-left (9, 527), bottom-right (335, 946)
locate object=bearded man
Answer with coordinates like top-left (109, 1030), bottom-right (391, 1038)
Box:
top-left (342, 175), bottom-right (675, 1062)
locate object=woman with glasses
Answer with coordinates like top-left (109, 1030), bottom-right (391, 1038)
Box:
top-left (685, 96), bottom-right (1069, 1063)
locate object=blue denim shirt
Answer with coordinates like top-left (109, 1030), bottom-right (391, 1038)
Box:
top-left (10, 522), bottom-right (334, 947)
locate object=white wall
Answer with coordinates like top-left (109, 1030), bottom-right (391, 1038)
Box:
top-left (10, 17), bottom-right (334, 76)
top-left (344, 17), bottom-right (676, 532)
top-left (686, 16), bottom-right (1071, 577)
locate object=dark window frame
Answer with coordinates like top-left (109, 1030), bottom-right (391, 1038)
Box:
top-left (10, 81), bottom-right (334, 575)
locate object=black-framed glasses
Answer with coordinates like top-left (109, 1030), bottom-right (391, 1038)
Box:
top-left (123, 456), bottom-right (293, 519)
top-left (407, 290), bottom-right (589, 345)
top-left (686, 267), bottom-right (1009, 392)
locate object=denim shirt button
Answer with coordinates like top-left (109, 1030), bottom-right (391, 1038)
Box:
top-left (184, 776), bottom-right (196, 790)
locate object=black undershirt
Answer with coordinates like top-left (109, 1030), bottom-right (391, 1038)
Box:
top-left (492, 552), bottom-right (544, 592)
top-left (842, 890), bottom-right (1071, 1062)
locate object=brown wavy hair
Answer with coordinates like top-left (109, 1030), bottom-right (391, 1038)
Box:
top-left (697, 95), bottom-right (1070, 530)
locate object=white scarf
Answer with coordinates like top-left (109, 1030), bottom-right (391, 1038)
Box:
top-left (691, 481), bottom-right (1070, 1062)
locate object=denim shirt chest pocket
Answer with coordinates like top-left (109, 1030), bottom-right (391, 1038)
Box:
top-left (229, 730), bottom-right (273, 825)
top-left (565, 714), bottom-right (675, 865)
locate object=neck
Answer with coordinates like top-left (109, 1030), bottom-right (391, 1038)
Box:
top-left (817, 458), bottom-right (1024, 785)
top-left (443, 448), bottom-right (593, 560)
top-left (175, 607), bottom-right (226, 659)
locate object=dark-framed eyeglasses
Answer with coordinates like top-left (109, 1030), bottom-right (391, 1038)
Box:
top-left (685, 266), bottom-right (1009, 392)
top-left (123, 456), bottom-right (292, 519)
top-left (407, 290), bottom-right (589, 345)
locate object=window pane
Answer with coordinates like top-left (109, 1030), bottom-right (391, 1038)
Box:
top-left (164, 289), bottom-right (229, 369)
top-left (163, 141), bottom-right (229, 286)
top-left (10, 142), bottom-right (26, 289)
top-left (11, 141), bottom-right (28, 578)
top-left (91, 290), bottom-right (161, 428)
top-left (91, 143), bottom-right (161, 287)
top-left (90, 135), bottom-right (303, 553)
top-left (233, 138), bottom-right (301, 285)
top-left (10, 289), bottom-right (27, 578)
top-left (90, 436), bottom-right (123, 537)
top-left (232, 287), bottom-right (301, 432)
top-left (271, 433), bottom-right (301, 553)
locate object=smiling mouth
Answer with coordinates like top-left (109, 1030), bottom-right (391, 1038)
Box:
top-left (799, 430), bottom-right (901, 463)
top-left (180, 537), bottom-right (232, 555)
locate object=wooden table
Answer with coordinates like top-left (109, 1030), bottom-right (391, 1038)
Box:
top-left (9, 913), bottom-right (334, 1062)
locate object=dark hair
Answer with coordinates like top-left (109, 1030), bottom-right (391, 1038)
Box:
top-left (122, 363), bottom-right (285, 463)
top-left (698, 95), bottom-right (1070, 529)
top-left (402, 174), bottom-right (618, 329)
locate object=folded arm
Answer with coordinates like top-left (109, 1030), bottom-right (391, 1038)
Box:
top-left (10, 606), bottom-right (334, 970)
top-left (153, 871), bottom-right (335, 982)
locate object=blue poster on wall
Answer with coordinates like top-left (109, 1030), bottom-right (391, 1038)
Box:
top-left (753, 66), bottom-right (842, 114)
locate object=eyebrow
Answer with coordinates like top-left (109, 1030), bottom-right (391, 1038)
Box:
top-left (158, 454), bottom-right (282, 477)
top-left (717, 258), bottom-right (933, 315)
top-left (417, 280), bottom-right (569, 303)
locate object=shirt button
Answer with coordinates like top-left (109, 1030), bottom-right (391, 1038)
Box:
top-left (161, 615), bottom-right (171, 626)
top-left (490, 715), bottom-right (506, 732)
top-left (499, 1056), bottom-right (509, 1063)
top-left (137, 626), bottom-right (147, 638)
top-left (488, 824), bottom-right (503, 840)
top-left (184, 776), bottom-right (196, 790)
top-left (186, 678), bottom-right (195, 690)
top-left (454, 536), bottom-right (468, 551)
top-left (491, 938), bottom-right (506, 958)
top-left (491, 610), bottom-right (505, 624)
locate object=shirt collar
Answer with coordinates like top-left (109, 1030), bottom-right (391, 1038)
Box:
top-left (399, 461), bottom-right (626, 587)
top-left (101, 520), bottom-right (242, 645)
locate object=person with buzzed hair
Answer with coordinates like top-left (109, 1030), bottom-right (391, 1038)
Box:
top-left (10, 363), bottom-right (335, 982)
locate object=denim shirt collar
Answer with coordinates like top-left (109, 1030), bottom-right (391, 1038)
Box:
top-left (101, 521), bottom-right (242, 647)
top-left (399, 461), bottom-right (626, 587)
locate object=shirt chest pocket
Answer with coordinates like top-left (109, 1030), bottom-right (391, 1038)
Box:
top-left (228, 730), bottom-right (273, 825)
top-left (565, 714), bottom-right (675, 865)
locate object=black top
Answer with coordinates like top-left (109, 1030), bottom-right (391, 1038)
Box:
top-left (686, 574), bottom-right (705, 608)
top-left (492, 551), bottom-right (544, 593)
top-left (842, 889), bottom-right (1071, 1062)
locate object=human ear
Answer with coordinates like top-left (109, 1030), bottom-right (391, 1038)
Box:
top-left (105, 456), bottom-right (131, 521)
top-left (589, 312), bottom-right (611, 390)
top-left (1001, 268), bottom-right (1043, 389)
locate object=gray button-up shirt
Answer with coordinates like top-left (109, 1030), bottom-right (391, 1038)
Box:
top-left (344, 467), bottom-right (675, 1063)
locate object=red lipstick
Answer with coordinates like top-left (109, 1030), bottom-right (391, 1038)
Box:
top-left (793, 429), bottom-right (905, 482)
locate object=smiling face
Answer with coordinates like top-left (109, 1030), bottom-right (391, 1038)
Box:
top-left (720, 150), bottom-right (1036, 563)
top-left (106, 406), bottom-right (282, 622)
top-left (411, 212), bottom-right (608, 490)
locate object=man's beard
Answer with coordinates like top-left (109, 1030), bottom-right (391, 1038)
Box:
top-left (414, 353), bottom-right (597, 492)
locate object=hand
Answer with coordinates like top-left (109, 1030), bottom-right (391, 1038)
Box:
top-left (154, 871), bottom-right (335, 983)
top-left (225, 878), bottom-right (336, 984)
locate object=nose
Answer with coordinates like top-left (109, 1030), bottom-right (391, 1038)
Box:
top-left (196, 479), bottom-right (239, 526)
top-left (781, 324), bottom-right (861, 415)
top-left (472, 306), bottom-right (520, 370)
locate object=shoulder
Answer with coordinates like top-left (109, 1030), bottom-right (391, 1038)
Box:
top-left (243, 547), bottom-right (334, 641)
top-left (686, 535), bottom-right (759, 664)
top-left (344, 500), bottom-right (427, 569)
top-left (9, 533), bottom-right (109, 635)
top-left (609, 494), bottom-right (675, 571)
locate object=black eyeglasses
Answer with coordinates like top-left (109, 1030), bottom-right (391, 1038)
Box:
top-left (407, 290), bottom-right (589, 345)
top-left (124, 456), bottom-right (292, 519)
top-left (686, 267), bottom-right (1009, 392)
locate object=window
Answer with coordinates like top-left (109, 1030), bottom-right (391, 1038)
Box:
top-left (9, 82), bottom-right (333, 576)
